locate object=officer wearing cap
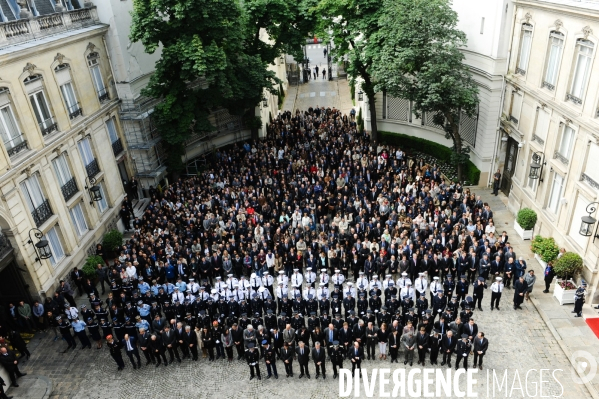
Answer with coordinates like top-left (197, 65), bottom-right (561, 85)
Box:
top-left (429, 328), bottom-right (442, 365)
top-left (573, 280), bottom-right (587, 317)
top-left (106, 334), bottom-right (126, 371)
top-left (71, 318), bottom-right (92, 349)
top-left (490, 277), bottom-right (504, 310)
top-left (455, 333), bottom-right (471, 370)
top-left (262, 339), bottom-right (278, 379)
top-left (246, 343), bottom-right (262, 380)
top-left (57, 316), bottom-right (76, 351)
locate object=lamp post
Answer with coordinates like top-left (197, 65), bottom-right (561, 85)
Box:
top-left (358, 90), bottom-right (364, 102)
top-left (528, 151), bottom-right (546, 182)
top-left (28, 228), bottom-right (52, 263)
top-left (580, 202), bottom-right (599, 243)
top-left (85, 176), bottom-right (102, 206)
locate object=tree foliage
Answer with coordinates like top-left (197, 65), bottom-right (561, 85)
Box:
top-left (130, 0), bottom-right (315, 172)
top-left (314, 0), bottom-right (383, 141)
top-left (372, 0), bottom-right (478, 181)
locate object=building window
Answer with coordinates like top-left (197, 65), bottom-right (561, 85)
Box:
top-left (55, 64), bottom-right (82, 119)
top-left (581, 143), bottom-right (599, 190)
top-left (547, 173), bottom-right (564, 214)
top-left (527, 152), bottom-right (540, 192)
top-left (20, 174), bottom-right (53, 227)
top-left (77, 137), bottom-right (100, 177)
top-left (516, 24), bottom-right (533, 75)
top-left (24, 75), bottom-right (57, 136)
top-left (69, 203), bottom-right (88, 237)
top-left (45, 226), bottom-right (65, 267)
top-left (52, 154), bottom-right (78, 201)
top-left (87, 53), bottom-right (109, 102)
top-left (106, 117), bottom-right (123, 156)
top-left (532, 107), bottom-right (549, 145)
top-left (542, 31), bottom-right (564, 90)
top-left (508, 90), bottom-right (522, 124)
top-left (567, 39), bottom-right (594, 105)
top-left (554, 125), bottom-right (575, 164)
top-left (97, 182), bottom-right (108, 213)
top-left (0, 97), bottom-right (27, 157)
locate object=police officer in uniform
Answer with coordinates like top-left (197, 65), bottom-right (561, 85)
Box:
top-left (106, 335), bottom-right (125, 371)
top-left (573, 281), bottom-right (587, 317)
top-left (329, 340), bottom-right (344, 379)
top-left (245, 343), bottom-right (262, 380)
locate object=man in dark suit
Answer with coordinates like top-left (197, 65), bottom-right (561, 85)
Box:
top-left (455, 334), bottom-right (471, 370)
top-left (348, 341), bottom-right (364, 375)
top-left (323, 323), bottom-right (338, 357)
top-left (416, 326), bottom-right (429, 366)
top-left (106, 335), bottom-right (125, 371)
top-left (295, 341), bottom-right (311, 379)
top-left (122, 334), bottom-right (142, 369)
top-left (311, 341), bottom-right (326, 379)
top-left (262, 340), bottom-right (278, 379)
top-left (149, 334), bottom-right (168, 366)
top-left (473, 332), bottom-right (488, 370)
top-left (175, 322), bottom-right (190, 359)
top-left (70, 267), bottom-right (84, 296)
top-left (245, 343), bottom-right (262, 380)
top-left (138, 328), bottom-right (155, 365)
top-left (0, 347), bottom-right (26, 387)
top-left (271, 327), bottom-right (284, 359)
top-left (184, 325), bottom-right (199, 360)
top-left (464, 319), bottom-right (478, 341)
top-left (161, 325), bottom-right (181, 363)
top-left (152, 315), bottom-right (166, 334)
top-left (281, 342), bottom-right (294, 377)
top-left (338, 322), bottom-right (353, 354)
top-left (440, 331), bottom-right (457, 367)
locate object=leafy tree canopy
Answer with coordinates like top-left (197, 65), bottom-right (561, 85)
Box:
top-left (130, 0), bottom-right (315, 171)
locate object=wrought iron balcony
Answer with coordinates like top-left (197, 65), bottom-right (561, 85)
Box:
top-left (542, 81), bottom-right (555, 91)
top-left (68, 103), bottom-right (83, 120)
top-left (61, 178), bottom-right (78, 202)
top-left (581, 173), bottom-right (599, 190)
top-left (40, 118), bottom-right (58, 136)
top-left (112, 138), bottom-right (124, 156)
top-left (98, 89), bottom-right (110, 103)
top-left (5, 135), bottom-right (28, 157)
top-left (554, 151), bottom-right (569, 165)
top-left (85, 158), bottom-right (100, 178)
top-left (515, 67), bottom-right (526, 76)
top-left (31, 199), bottom-right (53, 227)
top-left (509, 115), bottom-right (519, 124)
top-left (566, 93), bottom-right (583, 105)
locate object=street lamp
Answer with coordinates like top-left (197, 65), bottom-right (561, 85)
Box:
top-left (358, 91), bottom-right (364, 102)
top-left (85, 176), bottom-right (102, 205)
top-left (528, 151), bottom-right (546, 182)
top-left (580, 202), bottom-right (599, 242)
top-left (28, 228), bottom-right (52, 263)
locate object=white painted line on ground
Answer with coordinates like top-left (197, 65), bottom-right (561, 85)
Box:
top-left (320, 92), bottom-right (326, 97)
top-left (309, 92), bottom-right (316, 97)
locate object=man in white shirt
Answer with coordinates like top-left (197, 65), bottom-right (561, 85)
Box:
top-left (414, 273), bottom-right (428, 299)
top-left (490, 277), bottom-right (504, 311)
top-left (172, 287), bottom-right (185, 304)
top-left (291, 269), bottom-right (303, 291)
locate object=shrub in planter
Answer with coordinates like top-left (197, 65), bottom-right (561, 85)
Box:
top-left (103, 229), bottom-right (124, 253)
top-left (82, 255), bottom-right (104, 279)
top-left (517, 208), bottom-right (537, 230)
top-left (530, 236), bottom-right (560, 263)
top-left (553, 252), bottom-right (583, 280)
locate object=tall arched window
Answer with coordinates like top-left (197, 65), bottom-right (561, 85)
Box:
top-left (0, 87), bottom-right (27, 157)
top-left (567, 39), bottom-right (594, 104)
top-left (55, 63), bottom-right (82, 119)
top-left (516, 24), bottom-right (533, 75)
top-left (542, 31), bottom-right (564, 90)
top-left (87, 52), bottom-right (109, 102)
top-left (24, 74), bottom-right (57, 136)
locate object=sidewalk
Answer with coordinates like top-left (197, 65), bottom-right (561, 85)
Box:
top-left (489, 187), bottom-right (599, 398)
top-left (5, 375), bottom-right (52, 399)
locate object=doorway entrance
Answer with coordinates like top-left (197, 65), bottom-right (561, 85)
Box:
top-left (501, 137), bottom-right (519, 196)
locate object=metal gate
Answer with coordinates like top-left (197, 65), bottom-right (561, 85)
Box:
top-left (501, 137), bottom-right (519, 195)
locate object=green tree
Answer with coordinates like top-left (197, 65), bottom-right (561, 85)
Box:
top-left (130, 0), bottom-right (314, 173)
top-left (372, 0), bottom-right (479, 181)
top-left (315, 0), bottom-right (383, 142)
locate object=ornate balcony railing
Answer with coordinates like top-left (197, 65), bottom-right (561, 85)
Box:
top-left (6, 136), bottom-right (28, 157)
top-left (61, 178), bottom-right (78, 202)
top-left (581, 173), bottom-right (599, 190)
top-left (542, 81), bottom-right (555, 91)
top-left (68, 103), bottom-right (82, 120)
top-left (566, 93), bottom-right (583, 105)
top-left (112, 138), bottom-right (124, 156)
top-left (554, 151), bottom-right (569, 165)
top-left (515, 67), bottom-right (526, 76)
top-left (509, 115), bottom-right (519, 124)
top-left (98, 89), bottom-right (110, 103)
top-left (40, 118), bottom-right (58, 136)
top-left (0, 7), bottom-right (99, 48)
top-left (32, 199), bottom-right (53, 227)
top-left (85, 158), bottom-right (100, 178)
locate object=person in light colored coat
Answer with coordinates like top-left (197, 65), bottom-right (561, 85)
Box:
top-left (524, 270), bottom-right (536, 301)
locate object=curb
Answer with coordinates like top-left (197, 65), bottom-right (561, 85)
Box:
top-left (529, 295), bottom-right (599, 399)
top-left (5, 374), bottom-right (53, 399)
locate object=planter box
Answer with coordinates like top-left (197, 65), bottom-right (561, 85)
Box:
top-left (514, 219), bottom-right (534, 240)
top-left (553, 279), bottom-right (577, 305)
top-left (534, 253), bottom-right (547, 270)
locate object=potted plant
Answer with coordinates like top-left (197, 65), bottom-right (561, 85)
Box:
top-left (552, 252), bottom-right (583, 305)
top-left (531, 236), bottom-right (560, 268)
top-left (81, 255), bottom-right (104, 283)
top-left (102, 229), bottom-right (123, 259)
top-left (514, 208), bottom-right (537, 240)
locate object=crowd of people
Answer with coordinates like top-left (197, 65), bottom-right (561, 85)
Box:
top-left (2, 105), bottom-right (543, 385)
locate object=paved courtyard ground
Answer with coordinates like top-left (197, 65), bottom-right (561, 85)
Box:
top-left (8, 188), bottom-right (593, 399)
